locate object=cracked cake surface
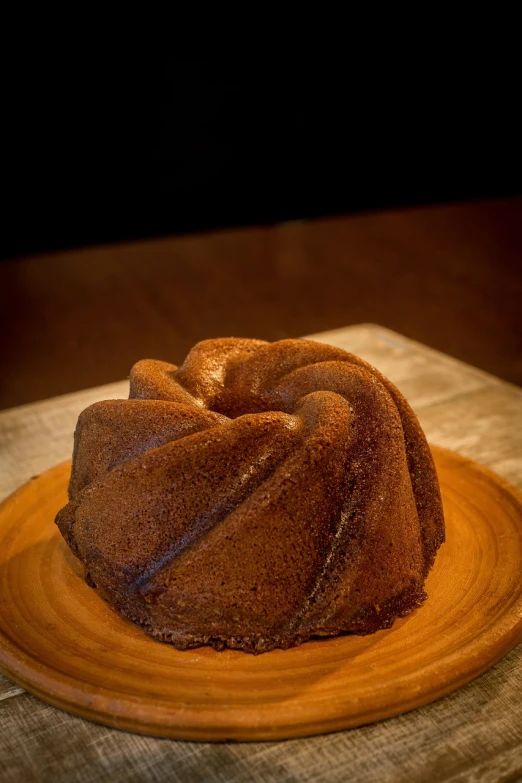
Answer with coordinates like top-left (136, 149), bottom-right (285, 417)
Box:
top-left (55, 338), bottom-right (445, 654)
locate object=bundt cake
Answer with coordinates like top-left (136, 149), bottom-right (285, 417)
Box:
top-left (56, 338), bottom-right (445, 654)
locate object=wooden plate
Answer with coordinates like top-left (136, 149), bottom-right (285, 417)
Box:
top-left (1, 447), bottom-right (522, 741)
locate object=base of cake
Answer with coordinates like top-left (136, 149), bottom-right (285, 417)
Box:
top-left (91, 582), bottom-right (428, 655)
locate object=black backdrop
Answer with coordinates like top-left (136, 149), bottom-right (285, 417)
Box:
top-left (3, 60), bottom-right (518, 260)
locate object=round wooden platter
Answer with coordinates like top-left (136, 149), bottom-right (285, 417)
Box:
top-left (1, 447), bottom-right (522, 741)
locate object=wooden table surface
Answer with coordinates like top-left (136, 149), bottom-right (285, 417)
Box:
top-left (1, 197), bottom-right (521, 411)
top-left (1, 324), bottom-right (521, 783)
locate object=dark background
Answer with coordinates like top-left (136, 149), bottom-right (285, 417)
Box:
top-left (3, 61), bottom-right (519, 260)
top-left (1, 61), bottom-right (521, 410)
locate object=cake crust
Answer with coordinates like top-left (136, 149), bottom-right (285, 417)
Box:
top-left (56, 338), bottom-right (445, 653)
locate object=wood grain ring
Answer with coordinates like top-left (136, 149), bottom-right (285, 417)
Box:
top-left (0, 446), bottom-right (521, 741)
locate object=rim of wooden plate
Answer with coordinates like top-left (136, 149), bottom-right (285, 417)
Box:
top-left (0, 446), bottom-right (521, 741)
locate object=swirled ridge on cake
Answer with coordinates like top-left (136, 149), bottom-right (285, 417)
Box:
top-left (56, 338), bottom-right (445, 654)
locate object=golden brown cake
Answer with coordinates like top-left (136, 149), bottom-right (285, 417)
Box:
top-left (56, 338), bottom-right (445, 654)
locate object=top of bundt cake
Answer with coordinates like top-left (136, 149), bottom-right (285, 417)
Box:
top-left (56, 338), bottom-right (445, 654)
